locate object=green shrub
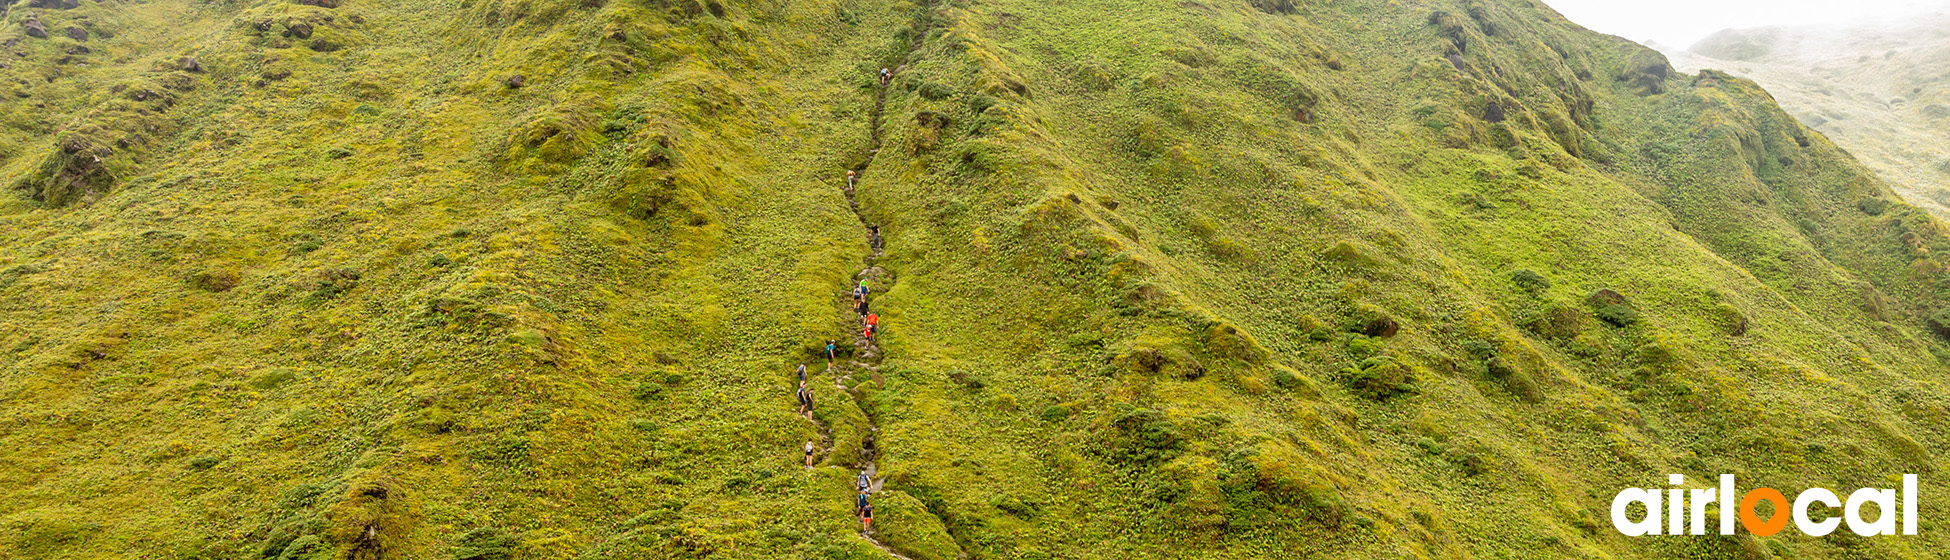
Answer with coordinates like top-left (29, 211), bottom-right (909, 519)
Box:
top-left (988, 493), bottom-right (1040, 517)
top-left (1108, 406), bottom-right (1184, 465)
top-left (1524, 304), bottom-right (1586, 339)
top-left (1322, 240), bottom-right (1379, 268)
top-left (276, 534), bottom-right (329, 560)
top-left (632, 381), bottom-right (667, 401)
top-left (968, 94), bottom-right (999, 114)
top-left (1859, 197), bottom-right (1891, 216)
top-left (1039, 405), bottom-right (1070, 422)
top-left (1930, 308), bottom-right (1950, 340)
top-left (309, 268), bottom-right (360, 301)
top-left (1343, 334), bottom-right (1382, 358)
top-left (190, 269), bottom-right (241, 292)
top-left (1713, 303), bottom-right (1749, 336)
top-left (1484, 356), bottom-right (1540, 401)
top-left (188, 456), bottom-right (221, 470)
top-left (289, 232), bottom-right (323, 254)
top-left (1594, 304), bottom-right (1637, 327)
top-left (916, 81), bottom-right (954, 100)
top-left (1510, 268), bottom-right (1549, 293)
top-left (1343, 356), bottom-right (1416, 400)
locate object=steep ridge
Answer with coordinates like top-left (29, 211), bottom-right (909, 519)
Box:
top-left (6, 0), bottom-right (1950, 558)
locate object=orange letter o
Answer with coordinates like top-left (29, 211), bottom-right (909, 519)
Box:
top-left (1740, 488), bottom-right (1789, 536)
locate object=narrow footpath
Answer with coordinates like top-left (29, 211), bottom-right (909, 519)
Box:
top-left (796, 62), bottom-right (963, 558)
top-left (793, 7), bottom-right (963, 556)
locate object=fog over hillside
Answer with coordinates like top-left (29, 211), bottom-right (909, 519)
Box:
top-left (1669, 14), bottom-right (1950, 215)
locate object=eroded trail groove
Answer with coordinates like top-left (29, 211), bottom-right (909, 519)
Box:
top-left (825, 10), bottom-right (962, 558)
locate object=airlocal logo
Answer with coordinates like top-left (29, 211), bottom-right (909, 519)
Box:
top-left (1611, 474), bottom-right (1918, 536)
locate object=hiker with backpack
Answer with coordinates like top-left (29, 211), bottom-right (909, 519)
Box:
top-left (798, 384), bottom-right (815, 417)
top-left (826, 340), bottom-right (837, 368)
top-left (797, 363), bottom-right (807, 383)
top-left (846, 170), bottom-right (858, 192)
top-left (856, 469), bottom-right (872, 493)
top-left (879, 67), bottom-right (890, 85)
top-left (868, 224), bottom-right (882, 250)
top-left (805, 440), bottom-right (816, 467)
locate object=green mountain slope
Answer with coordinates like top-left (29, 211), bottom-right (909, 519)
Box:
top-left (1673, 15), bottom-right (1950, 217)
top-left (5, 0), bottom-right (1950, 558)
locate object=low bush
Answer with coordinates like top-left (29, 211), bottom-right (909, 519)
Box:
top-left (1510, 268), bottom-right (1549, 293)
top-left (1108, 406), bottom-right (1184, 465)
top-left (1343, 356), bottom-right (1416, 400)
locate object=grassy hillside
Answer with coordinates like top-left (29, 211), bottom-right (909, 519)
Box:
top-left (7, 0), bottom-right (1950, 558)
top-left (1673, 16), bottom-right (1950, 217)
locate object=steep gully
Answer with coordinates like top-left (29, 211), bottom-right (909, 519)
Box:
top-left (799, 25), bottom-right (964, 559)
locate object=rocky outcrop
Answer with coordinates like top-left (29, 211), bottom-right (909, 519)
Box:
top-left (23, 15), bottom-right (49, 39)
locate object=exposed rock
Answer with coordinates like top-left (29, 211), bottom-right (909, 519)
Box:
top-left (25, 18), bottom-right (49, 40)
top-left (180, 57), bottom-right (201, 72)
top-left (299, 0), bottom-right (339, 8)
top-left (1484, 101), bottom-right (1505, 123)
top-left (2, 38), bottom-right (16, 48)
top-left (308, 37), bottom-right (340, 52)
top-left (1361, 316), bottom-right (1400, 338)
top-left (284, 22), bottom-right (312, 39)
top-left (64, 26), bottom-right (86, 41)
top-left (26, 0), bottom-right (79, 9)
top-left (65, 45), bottom-right (88, 55)
top-left (503, 74), bottom-right (524, 88)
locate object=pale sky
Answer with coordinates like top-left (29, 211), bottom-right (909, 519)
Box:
top-left (1539, 0), bottom-right (1950, 49)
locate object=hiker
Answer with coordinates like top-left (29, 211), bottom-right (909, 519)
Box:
top-left (861, 501), bottom-right (874, 529)
top-left (797, 363), bottom-right (807, 383)
top-left (856, 298), bottom-right (870, 317)
top-left (857, 470), bottom-right (872, 493)
top-left (866, 313), bottom-right (879, 329)
top-left (863, 323), bottom-right (875, 341)
top-left (855, 490), bottom-right (869, 515)
top-left (826, 340), bottom-right (837, 367)
top-left (801, 386), bottom-right (815, 416)
top-left (879, 67), bottom-right (890, 85)
top-left (846, 170), bottom-right (858, 191)
top-left (805, 440), bottom-right (816, 467)
top-left (868, 224), bottom-right (882, 250)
